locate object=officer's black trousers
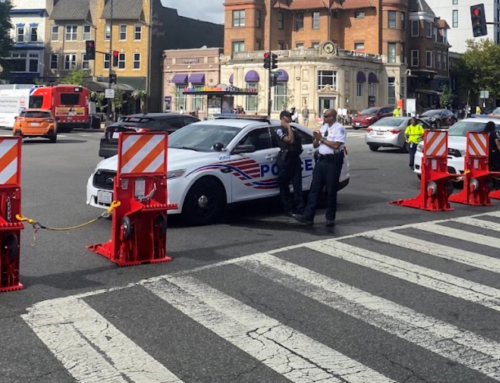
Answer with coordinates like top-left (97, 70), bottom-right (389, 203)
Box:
top-left (278, 156), bottom-right (304, 215)
top-left (304, 154), bottom-right (343, 222)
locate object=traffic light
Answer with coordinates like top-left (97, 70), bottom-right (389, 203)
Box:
top-left (112, 50), bottom-right (119, 67)
top-left (109, 72), bottom-right (117, 84)
top-left (470, 4), bottom-right (487, 37)
top-left (263, 52), bottom-right (271, 69)
top-left (271, 53), bottom-right (278, 69)
top-left (85, 40), bottom-right (95, 60)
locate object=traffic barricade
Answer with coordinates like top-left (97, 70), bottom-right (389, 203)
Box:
top-left (449, 132), bottom-right (500, 206)
top-left (0, 138), bottom-right (24, 292)
top-left (87, 132), bottom-right (178, 266)
top-left (390, 130), bottom-right (456, 211)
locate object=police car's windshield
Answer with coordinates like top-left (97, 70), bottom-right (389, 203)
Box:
top-left (448, 121), bottom-right (500, 136)
top-left (169, 124), bottom-right (241, 152)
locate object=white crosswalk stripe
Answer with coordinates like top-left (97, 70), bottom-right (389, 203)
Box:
top-left (22, 211), bottom-right (500, 382)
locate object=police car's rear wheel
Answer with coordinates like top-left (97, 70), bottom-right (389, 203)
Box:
top-left (182, 177), bottom-right (225, 226)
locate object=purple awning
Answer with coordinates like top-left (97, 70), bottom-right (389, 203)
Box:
top-left (188, 73), bottom-right (205, 84)
top-left (229, 74), bottom-right (234, 84)
top-left (277, 69), bottom-right (289, 82)
top-left (368, 72), bottom-right (378, 83)
top-left (171, 73), bottom-right (188, 84)
top-left (245, 70), bottom-right (260, 82)
top-left (356, 71), bottom-right (366, 83)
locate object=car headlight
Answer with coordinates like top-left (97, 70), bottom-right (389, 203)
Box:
top-left (365, 116), bottom-right (373, 120)
top-left (417, 143), bottom-right (423, 152)
top-left (167, 169), bottom-right (186, 179)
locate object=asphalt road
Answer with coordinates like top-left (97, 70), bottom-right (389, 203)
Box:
top-left (2, 128), bottom-right (500, 383)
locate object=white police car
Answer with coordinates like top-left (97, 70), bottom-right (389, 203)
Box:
top-left (86, 115), bottom-right (350, 225)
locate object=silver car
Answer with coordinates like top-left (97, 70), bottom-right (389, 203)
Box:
top-left (365, 117), bottom-right (432, 152)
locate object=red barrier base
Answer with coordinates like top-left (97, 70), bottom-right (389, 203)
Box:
top-left (87, 242), bottom-right (173, 267)
top-left (449, 173), bottom-right (494, 206)
top-left (489, 188), bottom-right (500, 200)
top-left (0, 283), bottom-right (23, 293)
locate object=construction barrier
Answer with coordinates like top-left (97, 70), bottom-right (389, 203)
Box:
top-left (390, 130), bottom-right (456, 211)
top-left (0, 138), bottom-right (24, 292)
top-left (449, 132), bottom-right (500, 206)
top-left (87, 132), bottom-right (178, 266)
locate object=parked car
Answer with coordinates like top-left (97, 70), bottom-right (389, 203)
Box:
top-left (414, 118), bottom-right (500, 179)
top-left (98, 113), bottom-right (199, 158)
top-left (351, 107), bottom-right (394, 130)
top-left (87, 115), bottom-right (351, 226)
top-left (419, 109), bottom-right (457, 128)
top-left (13, 109), bottom-right (58, 143)
top-left (490, 107), bottom-right (500, 118)
top-left (365, 117), bottom-right (433, 152)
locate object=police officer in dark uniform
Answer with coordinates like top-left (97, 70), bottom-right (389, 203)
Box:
top-left (294, 108), bottom-right (346, 227)
top-left (486, 121), bottom-right (500, 188)
top-left (275, 110), bottom-right (304, 217)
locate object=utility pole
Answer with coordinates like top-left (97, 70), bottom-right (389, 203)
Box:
top-left (108, 0), bottom-right (114, 123)
top-left (267, 0), bottom-right (277, 118)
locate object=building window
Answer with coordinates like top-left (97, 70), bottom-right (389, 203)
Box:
top-left (50, 54), bottom-right (58, 69)
top-left (354, 42), bottom-right (365, 50)
top-left (256, 10), bottom-right (262, 28)
top-left (452, 10), bottom-right (458, 28)
top-left (81, 53), bottom-right (89, 70)
top-left (104, 23), bottom-right (110, 40)
top-left (51, 25), bottom-right (59, 41)
top-left (296, 42), bottom-right (304, 49)
top-left (388, 42), bottom-right (396, 63)
top-left (191, 93), bottom-right (204, 112)
top-left (64, 54), bottom-right (76, 70)
top-left (134, 25), bottom-right (141, 40)
top-left (118, 53), bottom-right (125, 69)
top-left (437, 52), bottom-right (441, 69)
top-left (434, 26), bottom-right (438, 41)
top-left (453, 0), bottom-right (458, 4)
top-left (443, 29), bottom-right (448, 44)
top-left (278, 12), bottom-right (284, 29)
top-left (246, 82), bottom-right (258, 111)
top-left (273, 83), bottom-right (288, 111)
top-left (400, 77), bottom-right (405, 99)
top-left (368, 82), bottom-right (375, 96)
top-left (356, 83), bottom-right (363, 97)
top-left (296, 12), bottom-right (304, 30)
top-left (411, 50), bottom-right (419, 66)
top-left (278, 41), bottom-right (285, 50)
top-left (133, 53), bottom-right (141, 69)
top-left (233, 10), bottom-right (245, 27)
top-left (104, 53), bottom-right (110, 69)
top-left (30, 27), bottom-right (38, 42)
top-left (83, 25), bottom-right (91, 40)
top-left (443, 54), bottom-right (447, 70)
top-left (29, 53), bottom-right (39, 72)
top-left (6, 52), bottom-right (26, 72)
top-left (16, 27), bottom-right (24, 42)
top-left (232, 41), bottom-right (245, 53)
top-left (312, 12), bottom-right (320, 29)
top-left (255, 40), bottom-right (262, 50)
top-left (426, 50), bottom-right (432, 67)
top-left (426, 21), bottom-right (432, 37)
top-left (175, 86), bottom-right (187, 111)
top-left (312, 41), bottom-right (320, 48)
top-left (354, 11), bottom-right (364, 18)
top-left (388, 11), bottom-right (396, 28)
top-left (119, 25), bottom-right (127, 40)
top-left (401, 42), bottom-right (405, 62)
top-left (401, 12), bottom-right (405, 29)
top-left (65, 25), bottom-right (77, 41)
top-left (388, 77), bottom-right (396, 105)
top-left (411, 20), bottom-right (419, 36)
top-left (318, 70), bottom-right (337, 90)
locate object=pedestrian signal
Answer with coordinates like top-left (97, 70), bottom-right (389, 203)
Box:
top-left (470, 4), bottom-right (487, 37)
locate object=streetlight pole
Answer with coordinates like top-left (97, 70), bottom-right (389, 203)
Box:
top-left (108, 0), bottom-right (113, 123)
top-left (267, 0), bottom-right (278, 118)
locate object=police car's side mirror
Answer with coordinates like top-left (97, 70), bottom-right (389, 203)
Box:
top-left (213, 142), bottom-right (224, 152)
top-left (232, 144), bottom-right (256, 154)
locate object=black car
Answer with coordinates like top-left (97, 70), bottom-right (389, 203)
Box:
top-left (419, 109), bottom-right (457, 128)
top-left (98, 113), bottom-right (199, 158)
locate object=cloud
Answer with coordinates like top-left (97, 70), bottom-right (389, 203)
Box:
top-left (161, 0), bottom-right (225, 24)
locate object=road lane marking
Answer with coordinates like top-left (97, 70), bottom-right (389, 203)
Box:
top-left (413, 222), bottom-right (500, 248)
top-left (22, 297), bottom-right (183, 383)
top-left (239, 253), bottom-right (500, 380)
top-left (305, 240), bottom-right (500, 312)
top-left (452, 216), bottom-right (500, 232)
top-left (144, 276), bottom-right (395, 383)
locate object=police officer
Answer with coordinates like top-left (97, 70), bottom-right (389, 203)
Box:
top-left (405, 117), bottom-right (424, 169)
top-left (294, 108), bottom-right (346, 227)
top-left (486, 121), bottom-right (500, 188)
top-left (275, 110), bottom-right (304, 217)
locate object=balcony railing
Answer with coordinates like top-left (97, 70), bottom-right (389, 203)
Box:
top-left (227, 48), bottom-right (382, 62)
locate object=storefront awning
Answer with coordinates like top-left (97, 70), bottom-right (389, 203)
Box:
top-left (368, 72), bottom-right (378, 83)
top-left (171, 73), bottom-right (188, 84)
top-left (229, 74), bottom-right (234, 84)
top-left (189, 73), bottom-right (205, 84)
top-left (277, 69), bottom-right (289, 82)
top-left (245, 70), bottom-right (260, 82)
top-left (357, 71), bottom-right (366, 83)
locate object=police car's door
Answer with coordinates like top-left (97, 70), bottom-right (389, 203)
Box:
top-left (293, 126), bottom-right (315, 191)
top-left (230, 127), bottom-right (279, 202)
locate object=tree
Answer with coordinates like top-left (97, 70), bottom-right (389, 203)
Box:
top-left (60, 68), bottom-right (86, 86)
top-left (439, 84), bottom-right (453, 109)
top-left (0, 0), bottom-right (14, 79)
top-left (461, 39), bottom-right (500, 99)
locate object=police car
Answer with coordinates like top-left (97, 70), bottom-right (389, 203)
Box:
top-left (86, 115), bottom-right (350, 225)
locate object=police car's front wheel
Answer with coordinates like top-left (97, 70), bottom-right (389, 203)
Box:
top-left (182, 177), bottom-right (225, 226)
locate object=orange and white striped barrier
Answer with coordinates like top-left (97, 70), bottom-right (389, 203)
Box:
top-left (87, 132), bottom-right (177, 267)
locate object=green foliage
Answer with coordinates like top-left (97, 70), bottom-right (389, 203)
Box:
top-left (0, 0), bottom-right (14, 78)
top-left (60, 69), bottom-right (86, 86)
top-left (461, 39), bottom-right (500, 99)
top-left (439, 85), bottom-right (453, 108)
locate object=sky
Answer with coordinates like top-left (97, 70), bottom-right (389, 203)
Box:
top-left (161, 0), bottom-right (225, 24)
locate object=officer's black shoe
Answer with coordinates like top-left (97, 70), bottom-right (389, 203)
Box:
top-left (325, 220), bottom-right (336, 227)
top-left (293, 214), bottom-right (314, 226)
top-left (284, 211), bottom-right (294, 218)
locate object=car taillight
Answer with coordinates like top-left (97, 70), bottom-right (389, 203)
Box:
top-left (16, 117), bottom-right (24, 122)
top-left (366, 128), bottom-right (372, 133)
top-left (45, 119), bottom-right (55, 123)
top-left (388, 129), bottom-right (401, 134)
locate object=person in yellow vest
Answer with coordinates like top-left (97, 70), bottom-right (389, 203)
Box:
top-left (476, 105), bottom-right (481, 115)
top-left (393, 106), bottom-right (401, 117)
top-left (405, 117), bottom-right (424, 168)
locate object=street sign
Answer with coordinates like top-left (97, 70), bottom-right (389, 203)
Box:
top-left (271, 70), bottom-right (283, 77)
top-left (105, 89), bottom-right (115, 99)
top-left (480, 90), bottom-right (489, 99)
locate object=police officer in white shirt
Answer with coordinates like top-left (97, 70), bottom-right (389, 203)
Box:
top-left (294, 108), bottom-right (346, 227)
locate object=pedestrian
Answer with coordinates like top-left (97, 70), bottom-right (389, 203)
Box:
top-left (486, 121), bottom-right (500, 188)
top-left (290, 107), bottom-right (299, 123)
top-left (405, 117), bottom-right (424, 169)
top-left (393, 106), bottom-right (401, 117)
top-left (274, 110), bottom-right (304, 217)
top-left (294, 108), bottom-right (346, 227)
top-left (179, 106), bottom-right (185, 114)
top-left (302, 106), bottom-right (309, 127)
top-left (476, 105), bottom-right (482, 115)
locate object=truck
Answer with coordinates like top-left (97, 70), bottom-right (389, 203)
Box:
top-left (0, 84), bottom-right (35, 129)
